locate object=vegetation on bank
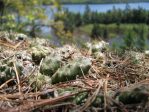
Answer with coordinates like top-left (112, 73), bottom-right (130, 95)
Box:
top-left (79, 23), bottom-right (149, 38)
top-left (54, 4), bottom-right (149, 51)
top-left (55, 5), bottom-right (149, 33)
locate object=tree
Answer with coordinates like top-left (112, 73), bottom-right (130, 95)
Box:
top-left (123, 30), bottom-right (135, 50)
top-left (74, 13), bottom-right (82, 27)
top-left (103, 27), bottom-right (109, 39)
top-left (83, 5), bottom-right (91, 24)
top-left (0, 0), bottom-right (60, 36)
top-left (91, 24), bottom-right (101, 39)
top-left (136, 26), bottom-right (146, 52)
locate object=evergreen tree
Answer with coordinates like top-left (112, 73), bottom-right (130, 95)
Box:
top-left (137, 26), bottom-right (146, 52)
top-left (91, 24), bottom-right (101, 39)
top-left (83, 5), bottom-right (91, 24)
top-left (103, 27), bottom-right (109, 39)
top-left (123, 30), bottom-right (135, 50)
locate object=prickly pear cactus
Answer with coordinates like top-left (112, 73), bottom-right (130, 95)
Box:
top-left (40, 55), bottom-right (62, 76)
top-left (51, 57), bottom-right (91, 84)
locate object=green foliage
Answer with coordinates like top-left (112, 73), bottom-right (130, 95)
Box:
top-left (123, 31), bottom-right (135, 50)
top-left (0, 0), bottom-right (60, 36)
top-left (59, 0), bottom-right (149, 4)
top-left (55, 5), bottom-right (149, 35)
top-left (91, 24), bottom-right (101, 39)
top-left (136, 26), bottom-right (146, 52)
top-left (83, 5), bottom-right (91, 24)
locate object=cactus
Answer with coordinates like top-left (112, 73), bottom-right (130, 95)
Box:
top-left (73, 92), bottom-right (88, 105)
top-left (31, 46), bottom-right (50, 64)
top-left (40, 55), bottom-right (62, 76)
top-left (51, 57), bottom-right (91, 84)
top-left (117, 85), bottom-right (149, 104)
top-left (0, 61), bottom-right (23, 85)
top-left (29, 73), bottom-right (51, 90)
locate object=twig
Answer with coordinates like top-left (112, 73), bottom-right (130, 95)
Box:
top-left (13, 60), bottom-right (22, 95)
top-left (7, 90), bottom-right (89, 112)
top-left (104, 74), bottom-right (109, 112)
top-left (77, 79), bottom-right (103, 112)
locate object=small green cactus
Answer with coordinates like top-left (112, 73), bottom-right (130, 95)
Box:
top-left (51, 57), bottom-right (91, 84)
top-left (29, 73), bottom-right (51, 90)
top-left (40, 55), bottom-right (62, 76)
top-left (31, 46), bottom-right (50, 64)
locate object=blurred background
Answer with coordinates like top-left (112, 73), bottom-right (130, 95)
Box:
top-left (0, 0), bottom-right (149, 51)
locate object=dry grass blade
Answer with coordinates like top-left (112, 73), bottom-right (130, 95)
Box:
top-left (13, 61), bottom-right (22, 95)
top-left (104, 74), bottom-right (109, 112)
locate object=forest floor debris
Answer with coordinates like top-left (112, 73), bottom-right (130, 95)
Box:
top-left (0, 34), bottom-right (149, 112)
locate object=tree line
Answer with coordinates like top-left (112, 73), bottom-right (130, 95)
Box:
top-left (55, 5), bottom-right (149, 32)
top-left (59, 0), bottom-right (149, 4)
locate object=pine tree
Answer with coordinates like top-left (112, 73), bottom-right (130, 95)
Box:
top-left (137, 26), bottom-right (146, 52)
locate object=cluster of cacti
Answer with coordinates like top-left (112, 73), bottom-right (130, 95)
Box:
top-left (0, 61), bottom-right (23, 85)
top-left (51, 57), bottom-right (91, 84)
top-left (37, 44), bottom-right (92, 84)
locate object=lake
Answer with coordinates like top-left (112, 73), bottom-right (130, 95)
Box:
top-left (42, 2), bottom-right (149, 46)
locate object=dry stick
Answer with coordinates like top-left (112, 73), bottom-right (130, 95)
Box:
top-left (91, 66), bottom-right (101, 79)
top-left (7, 90), bottom-right (89, 112)
top-left (0, 89), bottom-right (54, 99)
top-left (77, 79), bottom-right (103, 112)
top-left (35, 58), bottom-right (44, 100)
top-left (80, 66), bottom-right (87, 79)
top-left (104, 74), bottom-right (109, 112)
top-left (13, 61), bottom-right (22, 95)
